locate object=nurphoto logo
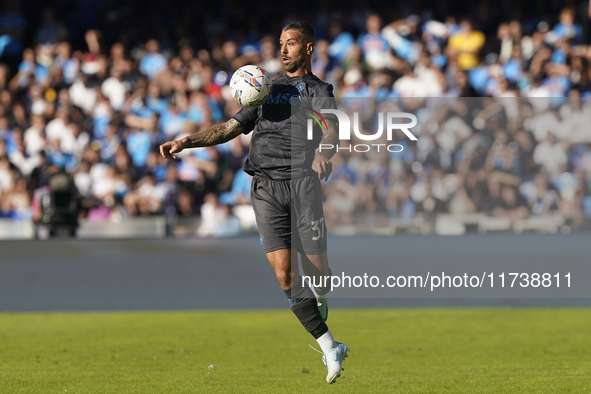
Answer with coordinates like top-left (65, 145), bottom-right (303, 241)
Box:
top-left (305, 109), bottom-right (418, 153)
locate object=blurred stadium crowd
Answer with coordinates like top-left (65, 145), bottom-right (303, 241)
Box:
top-left (0, 0), bottom-right (590, 235)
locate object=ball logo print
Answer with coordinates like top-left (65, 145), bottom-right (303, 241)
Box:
top-left (230, 65), bottom-right (272, 108)
top-left (233, 88), bottom-right (242, 103)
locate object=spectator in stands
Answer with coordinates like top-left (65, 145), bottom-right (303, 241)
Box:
top-left (139, 40), bottom-right (167, 81)
top-left (211, 204), bottom-right (243, 237)
top-left (0, 0), bottom-right (26, 61)
top-left (522, 173), bottom-right (560, 216)
top-left (533, 133), bottom-right (567, 177)
top-left (552, 8), bottom-right (582, 44)
top-left (35, 8), bottom-right (67, 45)
top-left (493, 184), bottom-right (529, 223)
top-left (357, 14), bottom-right (392, 71)
top-left (447, 18), bottom-right (485, 70)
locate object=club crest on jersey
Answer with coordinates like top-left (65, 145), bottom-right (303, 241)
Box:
top-left (296, 82), bottom-right (306, 91)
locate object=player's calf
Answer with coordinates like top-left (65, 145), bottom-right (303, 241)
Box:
top-left (285, 276), bottom-right (348, 383)
top-left (304, 269), bottom-right (333, 322)
top-left (284, 276), bottom-right (328, 338)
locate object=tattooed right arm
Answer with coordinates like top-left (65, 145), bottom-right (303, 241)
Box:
top-left (180, 118), bottom-right (246, 149)
top-left (160, 118), bottom-right (247, 159)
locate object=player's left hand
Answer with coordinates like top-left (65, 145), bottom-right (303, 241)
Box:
top-left (312, 154), bottom-right (332, 181)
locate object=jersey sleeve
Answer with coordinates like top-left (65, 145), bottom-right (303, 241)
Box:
top-left (311, 83), bottom-right (338, 123)
top-left (232, 106), bottom-right (258, 135)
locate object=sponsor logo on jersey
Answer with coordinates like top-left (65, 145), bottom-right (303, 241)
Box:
top-left (266, 93), bottom-right (300, 105)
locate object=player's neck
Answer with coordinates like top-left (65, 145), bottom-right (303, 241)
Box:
top-left (286, 64), bottom-right (312, 78)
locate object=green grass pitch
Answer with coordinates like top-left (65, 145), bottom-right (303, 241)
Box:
top-left (1, 308), bottom-right (590, 393)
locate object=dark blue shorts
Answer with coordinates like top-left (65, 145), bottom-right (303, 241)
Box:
top-left (250, 174), bottom-right (327, 255)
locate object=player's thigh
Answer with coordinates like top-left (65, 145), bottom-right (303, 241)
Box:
top-left (251, 176), bottom-right (292, 253)
top-left (300, 251), bottom-right (329, 277)
top-left (293, 175), bottom-right (327, 255)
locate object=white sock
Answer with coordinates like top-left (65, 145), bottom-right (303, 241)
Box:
top-left (316, 330), bottom-right (335, 353)
top-left (309, 284), bottom-right (321, 300)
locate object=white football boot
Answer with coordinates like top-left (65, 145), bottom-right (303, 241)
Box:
top-left (322, 342), bottom-right (350, 383)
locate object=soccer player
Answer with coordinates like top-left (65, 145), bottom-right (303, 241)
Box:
top-left (159, 21), bottom-right (349, 384)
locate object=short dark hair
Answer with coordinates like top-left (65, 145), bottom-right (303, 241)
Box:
top-left (282, 21), bottom-right (315, 43)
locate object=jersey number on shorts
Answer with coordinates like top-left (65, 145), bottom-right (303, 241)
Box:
top-left (311, 217), bottom-right (325, 241)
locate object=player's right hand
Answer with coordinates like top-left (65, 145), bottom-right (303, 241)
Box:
top-left (159, 140), bottom-right (184, 159)
top-left (312, 153), bottom-right (333, 182)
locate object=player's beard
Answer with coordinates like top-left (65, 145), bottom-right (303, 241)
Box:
top-left (284, 54), bottom-right (304, 73)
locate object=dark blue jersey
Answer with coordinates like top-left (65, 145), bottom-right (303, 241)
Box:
top-left (232, 72), bottom-right (337, 180)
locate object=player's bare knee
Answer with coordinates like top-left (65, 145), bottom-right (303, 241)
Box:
top-left (275, 270), bottom-right (292, 290)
